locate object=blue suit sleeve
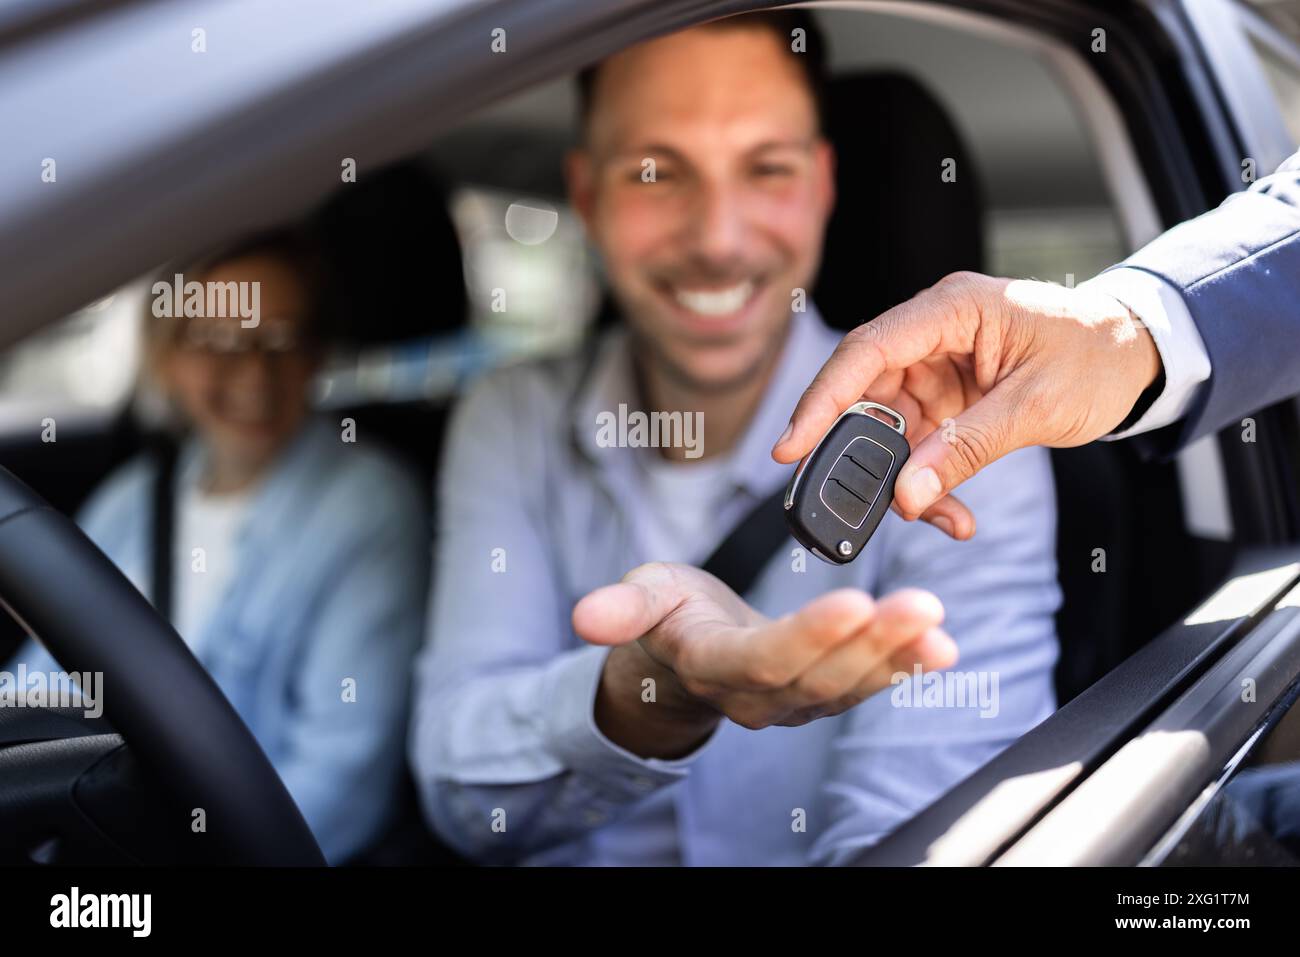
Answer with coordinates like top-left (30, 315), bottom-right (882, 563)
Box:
top-left (1116, 149), bottom-right (1300, 455)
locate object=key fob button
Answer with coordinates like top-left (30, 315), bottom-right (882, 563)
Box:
top-left (843, 439), bottom-right (893, 484)
top-left (822, 474), bottom-right (872, 527)
top-left (823, 436), bottom-right (890, 527)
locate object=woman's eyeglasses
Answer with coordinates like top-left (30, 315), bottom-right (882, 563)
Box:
top-left (173, 316), bottom-right (311, 356)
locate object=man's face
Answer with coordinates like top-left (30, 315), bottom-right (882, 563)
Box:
top-left (568, 25), bottom-right (835, 393)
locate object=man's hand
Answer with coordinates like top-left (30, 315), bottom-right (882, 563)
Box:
top-left (573, 562), bottom-right (956, 760)
top-left (771, 272), bottom-right (1162, 538)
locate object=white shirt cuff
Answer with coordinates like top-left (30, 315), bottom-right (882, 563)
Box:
top-left (1077, 266), bottom-right (1212, 440)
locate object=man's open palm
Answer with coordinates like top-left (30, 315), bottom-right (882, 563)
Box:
top-left (574, 562), bottom-right (957, 731)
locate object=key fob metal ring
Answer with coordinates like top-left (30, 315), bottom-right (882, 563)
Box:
top-left (783, 401), bottom-right (910, 564)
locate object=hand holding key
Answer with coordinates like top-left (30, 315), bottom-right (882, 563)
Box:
top-left (574, 562), bottom-right (956, 759)
top-left (772, 273), bottom-right (1161, 539)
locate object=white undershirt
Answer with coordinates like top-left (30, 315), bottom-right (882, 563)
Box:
top-left (636, 451), bottom-right (736, 565)
top-left (172, 480), bottom-right (254, 654)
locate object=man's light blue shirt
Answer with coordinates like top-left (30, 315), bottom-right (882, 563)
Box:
top-left (410, 307), bottom-right (1061, 866)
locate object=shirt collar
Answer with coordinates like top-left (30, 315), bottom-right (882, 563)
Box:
top-left (570, 304), bottom-right (843, 498)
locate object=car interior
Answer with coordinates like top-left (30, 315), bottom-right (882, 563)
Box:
top-left (0, 1), bottom-right (1293, 866)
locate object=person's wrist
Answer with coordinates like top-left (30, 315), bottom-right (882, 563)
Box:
top-left (595, 642), bottom-right (718, 758)
top-left (1112, 302), bottom-right (1164, 432)
top-left (1130, 315), bottom-right (1162, 393)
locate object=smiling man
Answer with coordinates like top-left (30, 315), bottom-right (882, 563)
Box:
top-left (410, 11), bottom-right (1061, 865)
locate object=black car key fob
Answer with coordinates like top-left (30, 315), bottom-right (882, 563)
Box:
top-left (783, 401), bottom-right (910, 564)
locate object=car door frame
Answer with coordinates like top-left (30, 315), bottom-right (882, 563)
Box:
top-left (5, 0), bottom-right (1300, 866)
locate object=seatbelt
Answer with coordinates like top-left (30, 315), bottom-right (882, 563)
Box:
top-left (149, 437), bottom-right (179, 623)
top-left (699, 486), bottom-right (792, 599)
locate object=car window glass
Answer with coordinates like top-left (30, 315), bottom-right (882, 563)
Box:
top-left (1250, 35), bottom-right (1300, 144)
top-left (0, 285), bottom-right (145, 418)
top-left (1243, 0), bottom-right (1300, 48)
top-left (309, 186), bottom-right (600, 410)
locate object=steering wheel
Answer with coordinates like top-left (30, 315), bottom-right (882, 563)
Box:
top-left (0, 467), bottom-right (324, 865)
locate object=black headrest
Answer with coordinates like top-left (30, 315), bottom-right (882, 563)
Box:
top-left (311, 160), bottom-right (468, 346)
top-left (812, 71), bottom-right (985, 331)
